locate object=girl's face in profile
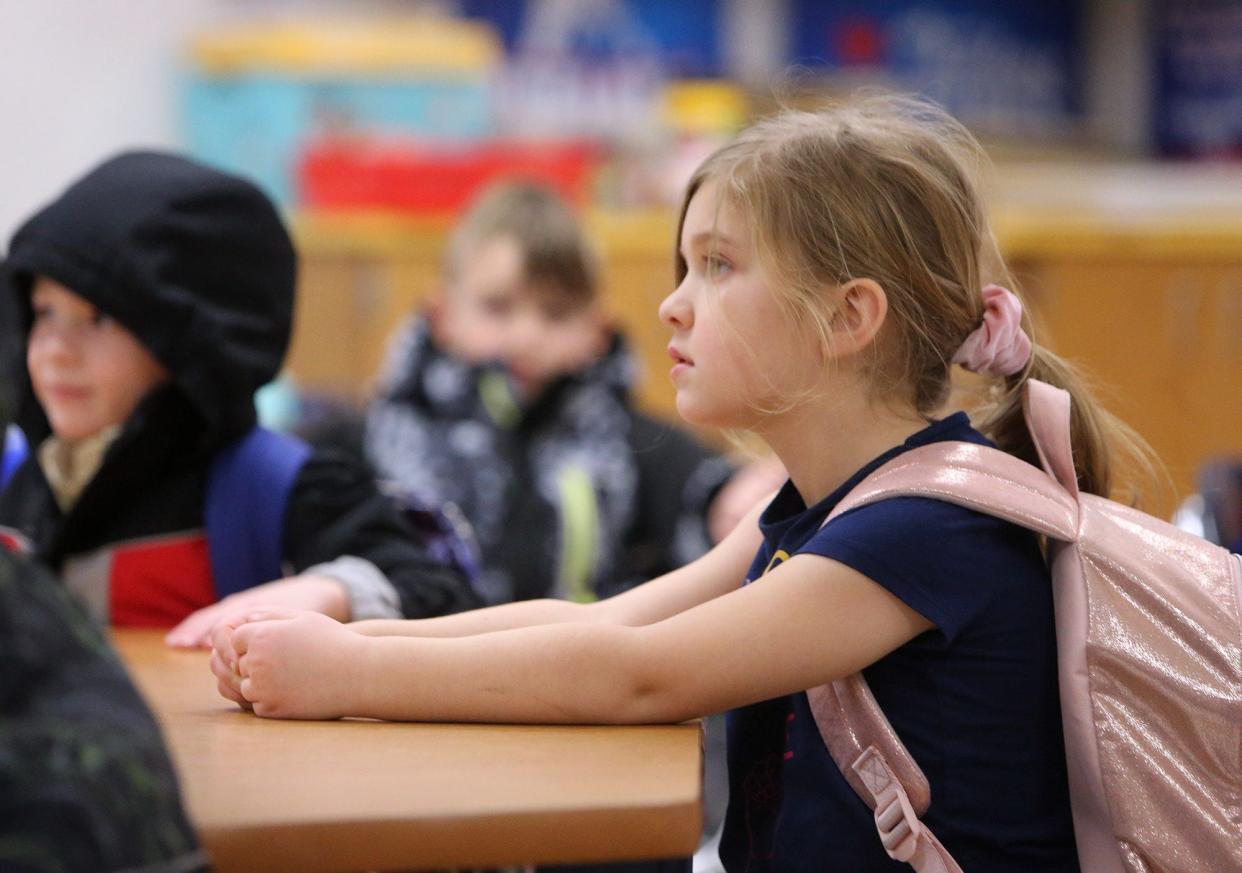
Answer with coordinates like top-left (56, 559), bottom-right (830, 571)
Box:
top-left (659, 180), bottom-right (821, 431)
top-left (27, 277), bottom-right (168, 443)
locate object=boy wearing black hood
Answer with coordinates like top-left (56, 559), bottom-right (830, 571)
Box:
top-left (0, 151), bottom-right (480, 647)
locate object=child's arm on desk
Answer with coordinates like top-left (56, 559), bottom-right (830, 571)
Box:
top-left (210, 485), bottom-right (931, 723)
top-left (349, 493), bottom-right (771, 639)
top-left (212, 532), bottom-right (929, 723)
top-left (209, 497), bottom-right (766, 715)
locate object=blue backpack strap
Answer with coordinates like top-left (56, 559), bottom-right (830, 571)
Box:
top-left (1, 425), bottom-right (29, 491)
top-left (204, 427), bottom-right (312, 598)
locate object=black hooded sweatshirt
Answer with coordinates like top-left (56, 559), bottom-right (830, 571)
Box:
top-left (0, 151), bottom-right (478, 625)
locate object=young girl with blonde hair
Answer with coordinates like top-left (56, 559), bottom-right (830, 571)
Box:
top-left (211, 95), bottom-right (1138, 870)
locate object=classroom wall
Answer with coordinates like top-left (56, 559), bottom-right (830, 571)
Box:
top-left (0, 0), bottom-right (448, 244)
top-left (0, 1), bottom-right (218, 242)
top-left (0, 0), bottom-right (1163, 245)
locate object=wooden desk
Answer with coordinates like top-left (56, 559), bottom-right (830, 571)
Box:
top-left (114, 630), bottom-right (702, 873)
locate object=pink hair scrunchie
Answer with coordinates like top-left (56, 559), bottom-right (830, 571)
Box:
top-left (951, 284), bottom-right (1032, 377)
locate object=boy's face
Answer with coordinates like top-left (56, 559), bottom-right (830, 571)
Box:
top-left (27, 277), bottom-right (169, 443)
top-left (435, 235), bottom-right (606, 398)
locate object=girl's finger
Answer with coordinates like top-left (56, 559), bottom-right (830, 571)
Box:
top-left (217, 676), bottom-right (253, 710)
top-left (231, 622), bottom-right (255, 656)
top-left (211, 648), bottom-right (243, 686)
top-left (216, 674), bottom-right (244, 706)
top-left (209, 648), bottom-right (230, 681)
top-left (209, 623), bottom-right (235, 665)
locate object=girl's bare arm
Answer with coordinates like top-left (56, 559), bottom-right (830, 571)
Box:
top-left (350, 492), bottom-right (772, 639)
top-left (223, 543), bottom-right (932, 724)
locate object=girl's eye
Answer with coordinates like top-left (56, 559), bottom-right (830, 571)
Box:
top-left (705, 255), bottom-right (732, 279)
top-left (31, 305), bottom-right (51, 323)
top-left (91, 310), bottom-right (113, 327)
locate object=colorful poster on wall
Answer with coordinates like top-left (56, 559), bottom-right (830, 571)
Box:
top-left (790, 0), bottom-right (1082, 140)
top-left (463, 0), bottom-right (723, 76)
top-left (1155, 0), bottom-right (1242, 159)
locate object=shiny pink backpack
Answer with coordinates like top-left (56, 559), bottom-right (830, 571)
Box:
top-left (808, 380), bottom-right (1242, 873)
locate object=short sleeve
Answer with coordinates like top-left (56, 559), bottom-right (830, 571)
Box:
top-left (800, 496), bottom-right (1031, 644)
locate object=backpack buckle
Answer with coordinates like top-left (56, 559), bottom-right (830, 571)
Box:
top-left (852, 745), bottom-right (922, 863)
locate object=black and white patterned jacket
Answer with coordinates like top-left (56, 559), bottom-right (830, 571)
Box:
top-left (365, 317), bottom-right (734, 605)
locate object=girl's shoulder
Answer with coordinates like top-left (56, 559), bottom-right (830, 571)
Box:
top-left (755, 411), bottom-right (1049, 642)
top-left (810, 493), bottom-right (1047, 644)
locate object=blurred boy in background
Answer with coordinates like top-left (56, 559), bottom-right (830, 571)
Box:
top-left (365, 181), bottom-right (769, 608)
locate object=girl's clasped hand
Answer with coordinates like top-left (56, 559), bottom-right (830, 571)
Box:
top-left (212, 610), bottom-right (364, 719)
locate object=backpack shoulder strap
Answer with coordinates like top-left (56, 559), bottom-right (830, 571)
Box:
top-left (824, 439), bottom-right (1078, 539)
top-left (807, 677), bottom-right (964, 873)
top-left (808, 380), bottom-right (1079, 872)
top-left (1023, 379), bottom-right (1079, 498)
top-left (1, 424), bottom-right (29, 491)
top-left (204, 427), bottom-right (312, 598)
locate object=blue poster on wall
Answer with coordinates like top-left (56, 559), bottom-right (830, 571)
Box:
top-left (1155, 0), bottom-right (1242, 158)
top-left (790, 0), bottom-right (1082, 139)
top-left (463, 0), bottom-right (723, 76)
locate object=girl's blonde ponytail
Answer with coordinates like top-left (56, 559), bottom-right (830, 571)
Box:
top-left (974, 341), bottom-right (1161, 504)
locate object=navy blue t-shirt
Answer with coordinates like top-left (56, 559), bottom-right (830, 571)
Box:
top-left (720, 413), bottom-right (1079, 873)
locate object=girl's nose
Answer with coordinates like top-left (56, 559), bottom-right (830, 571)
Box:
top-left (658, 279), bottom-right (693, 330)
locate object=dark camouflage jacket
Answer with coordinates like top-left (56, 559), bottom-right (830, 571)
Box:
top-left (0, 549), bottom-right (206, 873)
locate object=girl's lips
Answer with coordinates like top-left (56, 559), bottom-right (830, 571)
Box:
top-left (667, 346), bottom-right (693, 381)
top-left (666, 345), bottom-right (693, 366)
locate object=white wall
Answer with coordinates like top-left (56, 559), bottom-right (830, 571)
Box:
top-left (0, 0), bottom-right (242, 242)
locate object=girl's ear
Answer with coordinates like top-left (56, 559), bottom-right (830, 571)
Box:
top-left (827, 278), bottom-right (888, 358)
